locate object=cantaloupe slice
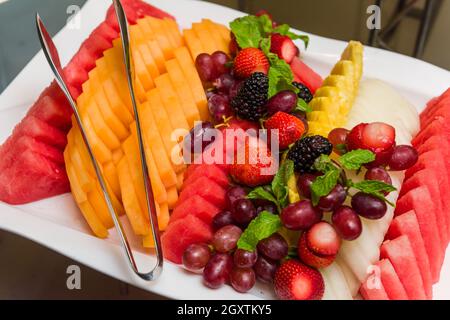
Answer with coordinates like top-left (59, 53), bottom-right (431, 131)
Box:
top-left (79, 116), bottom-right (112, 164)
top-left (167, 186), bottom-right (179, 210)
top-left (85, 99), bottom-right (121, 150)
top-left (147, 40), bottom-right (166, 74)
top-left (214, 22), bottom-right (231, 44)
top-left (79, 201), bottom-right (109, 238)
top-left (137, 43), bottom-right (160, 80)
top-left (154, 74), bottom-right (190, 131)
top-left (192, 22), bottom-right (217, 54)
top-left (141, 18), bottom-right (173, 60)
top-left (64, 151), bottom-right (87, 203)
top-left (164, 18), bottom-right (183, 47)
top-left (165, 59), bottom-right (201, 127)
top-left (133, 46), bottom-right (155, 91)
top-left (146, 88), bottom-right (185, 173)
top-left (173, 47), bottom-right (208, 120)
top-left (103, 161), bottom-right (121, 199)
top-left (102, 77), bottom-right (134, 126)
top-left (201, 19), bottom-right (228, 53)
top-left (183, 28), bottom-right (204, 59)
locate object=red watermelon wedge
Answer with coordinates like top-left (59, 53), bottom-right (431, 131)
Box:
top-left (170, 195), bottom-right (221, 225)
top-left (182, 164), bottom-right (229, 190)
top-left (380, 236), bottom-right (426, 300)
top-left (395, 187), bottom-right (443, 283)
top-left (290, 56), bottom-right (323, 94)
top-left (386, 211), bottom-right (432, 299)
top-left (161, 215), bottom-right (213, 264)
top-left (377, 259), bottom-right (409, 300)
top-left (360, 279), bottom-right (389, 300)
top-left (177, 177), bottom-right (227, 209)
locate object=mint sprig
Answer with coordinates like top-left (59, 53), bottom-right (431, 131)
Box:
top-left (310, 165), bottom-right (340, 206)
top-left (339, 149), bottom-right (376, 170)
top-left (237, 211), bottom-right (282, 251)
top-left (348, 180), bottom-right (396, 207)
top-left (273, 24), bottom-right (309, 48)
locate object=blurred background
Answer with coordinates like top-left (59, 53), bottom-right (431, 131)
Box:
top-left (0, 0), bottom-right (449, 299)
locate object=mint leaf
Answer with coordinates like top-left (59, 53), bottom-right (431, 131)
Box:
top-left (339, 149), bottom-right (376, 170)
top-left (349, 180), bottom-right (397, 207)
top-left (260, 38), bottom-right (271, 56)
top-left (272, 160), bottom-right (295, 208)
top-left (230, 16), bottom-right (264, 49)
top-left (310, 166), bottom-right (340, 206)
top-left (268, 55), bottom-right (295, 98)
top-left (313, 154), bottom-right (333, 172)
top-left (294, 98), bottom-right (311, 113)
top-left (237, 211), bottom-right (282, 251)
top-left (247, 186), bottom-right (278, 205)
top-left (257, 14), bottom-right (273, 34)
top-left (273, 24), bottom-right (309, 48)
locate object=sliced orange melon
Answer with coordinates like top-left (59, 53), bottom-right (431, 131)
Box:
top-left (183, 28), bottom-right (204, 59)
top-left (192, 22), bottom-right (217, 54)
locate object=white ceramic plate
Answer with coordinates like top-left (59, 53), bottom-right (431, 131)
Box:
top-left (0, 0), bottom-right (449, 300)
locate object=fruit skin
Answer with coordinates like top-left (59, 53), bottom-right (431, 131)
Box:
top-left (233, 48), bottom-right (270, 79)
top-left (280, 200), bottom-right (323, 230)
top-left (287, 135), bottom-right (333, 173)
top-left (231, 72), bottom-right (269, 121)
top-left (351, 192), bottom-right (387, 220)
top-left (274, 259), bottom-right (325, 300)
top-left (203, 253), bottom-right (233, 289)
top-left (305, 221), bottom-right (341, 256)
top-left (266, 112), bottom-right (306, 150)
top-left (257, 233), bottom-right (289, 261)
top-left (290, 57), bottom-right (323, 94)
top-left (230, 137), bottom-right (275, 187)
top-left (270, 33), bottom-right (297, 64)
top-left (331, 205), bottom-right (362, 241)
top-left (388, 145), bottom-right (419, 171)
top-left (347, 122), bottom-right (396, 167)
top-left (298, 233), bottom-right (335, 269)
top-left (292, 82), bottom-right (313, 103)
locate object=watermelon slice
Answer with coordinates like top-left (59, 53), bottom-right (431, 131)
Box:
top-left (161, 214), bottom-right (213, 264)
top-left (412, 117), bottom-right (450, 147)
top-left (0, 150), bottom-right (69, 205)
top-left (421, 103), bottom-right (450, 129)
top-left (177, 176), bottom-right (227, 209)
top-left (360, 279), bottom-right (389, 300)
top-left (290, 56), bottom-right (323, 94)
top-left (380, 236), bottom-right (426, 300)
top-left (377, 259), bottom-right (409, 300)
top-left (170, 194), bottom-right (221, 225)
top-left (181, 164), bottom-right (229, 190)
top-left (400, 171), bottom-right (448, 245)
top-left (28, 93), bottom-right (72, 131)
top-left (395, 187), bottom-right (443, 283)
top-left (63, 63), bottom-right (89, 92)
top-left (416, 135), bottom-right (450, 172)
top-left (386, 211), bottom-right (432, 299)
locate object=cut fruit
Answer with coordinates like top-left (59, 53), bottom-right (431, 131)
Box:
top-left (171, 194), bottom-right (221, 225)
top-left (377, 259), bottom-right (408, 300)
top-left (181, 164), bottom-right (229, 190)
top-left (176, 176), bottom-right (227, 209)
top-left (380, 236), bottom-right (426, 300)
top-left (161, 215), bottom-right (213, 264)
top-left (290, 56), bottom-right (324, 94)
top-left (386, 211), bottom-right (432, 299)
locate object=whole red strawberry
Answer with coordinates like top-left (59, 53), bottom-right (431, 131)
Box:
top-left (233, 48), bottom-right (269, 79)
top-left (230, 137), bottom-right (275, 187)
top-left (266, 111), bottom-right (305, 150)
top-left (274, 259), bottom-right (325, 300)
top-left (347, 122), bottom-right (396, 167)
top-left (270, 33), bottom-right (298, 64)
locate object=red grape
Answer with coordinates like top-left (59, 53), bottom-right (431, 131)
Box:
top-left (184, 121), bottom-right (216, 155)
top-left (351, 192), bottom-right (387, 220)
top-left (226, 186), bottom-right (247, 210)
top-left (211, 51), bottom-right (230, 76)
top-left (266, 90), bottom-right (297, 116)
top-left (234, 249), bottom-right (258, 268)
top-left (230, 267), bottom-right (256, 293)
top-left (332, 206), bottom-right (362, 240)
top-left (182, 243), bottom-right (211, 272)
top-left (214, 73), bottom-right (235, 94)
top-left (232, 199), bottom-right (257, 225)
top-left (212, 225), bottom-right (242, 253)
top-left (297, 174), bottom-right (317, 199)
top-left (254, 255), bottom-right (277, 283)
top-left (212, 210), bottom-right (235, 231)
top-left (256, 202), bottom-right (278, 215)
top-left (280, 200), bottom-right (323, 230)
top-left (229, 80), bottom-right (243, 100)
top-left (195, 53), bottom-right (216, 82)
top-left (365, 167), bottom-right (393, 195)
top-left (208, 94), bottom-right (232, 124)
top-left (328, 128), bottom-right (349, 154)
top-left (317, 184), bottom-right (347, 212)
top-left (257, 233), bottom-right (288, 261)
top-left (388, 145), bottom-right (418, 171)
top-left (203, 253), bottom-right (233, 289)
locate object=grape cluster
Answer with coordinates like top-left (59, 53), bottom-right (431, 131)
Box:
top-left (182, 186), bottom-right (289, 293)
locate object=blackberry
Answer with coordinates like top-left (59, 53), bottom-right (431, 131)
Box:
top-left (287, 135), bottom-right (333, 173)
top-left (293, 82), bottom-right (313, 103)
top-left (231, 72), bottom-right (268, 121)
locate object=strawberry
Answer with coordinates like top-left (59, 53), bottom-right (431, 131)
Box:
top-left (298, 233), bottom-right (335, 269)
top-left (255, 10), bottom-right (277, 28)
top-left (347, 122), bottom-right (396, 167)
top-left (305, 221), bottom-right (341, 256)
top-left (265, 111), bottom-right (305, 150)
top-left (274, 259), bottom-right (325, 300)
top-left (270, 33), bottom-right (297, 64)
top-left (230, 137), bottom-right (276, 187)
top-left (233, 48), bottom-right (269, 79)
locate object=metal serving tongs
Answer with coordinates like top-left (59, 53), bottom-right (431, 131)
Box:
top-left (36, 0), bottom-right (163, 281)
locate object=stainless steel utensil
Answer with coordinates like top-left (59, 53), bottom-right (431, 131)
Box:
top-left (36, 0), bottom-right (163, 281)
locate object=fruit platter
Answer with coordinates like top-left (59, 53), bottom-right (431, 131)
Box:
top-left (0, 0), bottom-right (449, 300)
